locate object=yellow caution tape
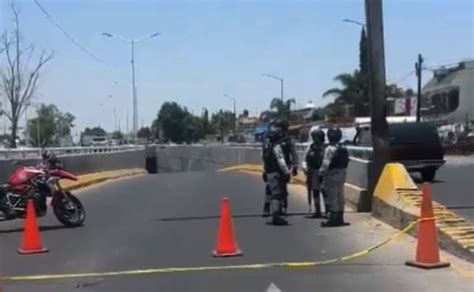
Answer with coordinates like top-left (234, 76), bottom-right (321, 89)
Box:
top-left (3, 220), bottom-right (419, 282)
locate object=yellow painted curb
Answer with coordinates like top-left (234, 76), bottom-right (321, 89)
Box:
top-left (372, 163), bottom-right (474, 263)
top-left (219, 164), bottom-right (307, 186)
top-left (60, 168), bottom-right (147, 191)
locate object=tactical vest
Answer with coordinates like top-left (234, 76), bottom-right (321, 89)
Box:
top-left (279, 137), bottom-right (292, 166)
top-left (262, 141), bottom-right (280, 173)
top-left (306, 143), bottom-right (324, 169)
top-left (262, 138), bottom-right (292, 173)
top-left (329, 144), bottom-right (349, 169)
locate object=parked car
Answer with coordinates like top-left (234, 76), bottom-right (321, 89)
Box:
top-left (90, 136), bottom-right (109, 147)
top-left (353, 122), bottom-right (445, 181)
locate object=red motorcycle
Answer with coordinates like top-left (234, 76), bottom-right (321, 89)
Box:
top-left (0, 156), bottom-right (86, 227)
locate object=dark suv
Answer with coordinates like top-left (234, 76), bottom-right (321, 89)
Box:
top-left (353, 122), bottom-right (445, 181)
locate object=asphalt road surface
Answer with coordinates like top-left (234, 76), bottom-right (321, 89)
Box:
top-left (1, 171), bottom-right (473, 292)
top-left (413, 156), bottom-right (474, 222)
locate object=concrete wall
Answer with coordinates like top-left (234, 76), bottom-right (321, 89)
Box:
top-left (156, 146), bottom-right (261, 172)
top-left (156, 145), bottom-right (375, 211)
top-left (0, 149), bottom-right (146, 182)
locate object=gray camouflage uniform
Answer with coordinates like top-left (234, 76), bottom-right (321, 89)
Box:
top-left (319, 145), bottom-right (346, 213)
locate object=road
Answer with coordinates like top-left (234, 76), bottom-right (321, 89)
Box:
top-left (1, 171), bottom-right (473, 291)
top-left (413, 156), bottom-right (474, 222)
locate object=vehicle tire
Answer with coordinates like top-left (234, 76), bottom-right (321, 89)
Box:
top-left (53, 192), bottom-right (85, 227)
top-left (421, 168), bottom-right (436, 182)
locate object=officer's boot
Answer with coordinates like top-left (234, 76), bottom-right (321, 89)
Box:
top-left (337, 212), bottom-right (350, 226)
top-left (321, 212), bottom-right (338, 227)
top-left (271, 199), bottom-right (288, 225)
top-left (324, 204), bottom-right (331, 219)
top-left (308, 202), bottom-right (322, 218)
top-left (262, 202), bottom-right (270, 217)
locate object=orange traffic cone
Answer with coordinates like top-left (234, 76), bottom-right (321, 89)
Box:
top-left (17, 199), bottom-right (48, 255)
top-left (213, 197), bottom-right (242, 257)
top-left (406, 183), bottom-right (449, 269)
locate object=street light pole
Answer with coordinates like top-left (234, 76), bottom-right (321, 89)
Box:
top-left (342, 18), bottom-right (366, 28)
top-left (263, 74), bottom-right (284, 101)
top-left (224, 94), bottom-right (237, 133)
top-left (102, 32), bottom-right (160, 142)
top-left (280, 78), bottom-right (284, 102)
top-left (130, 40), bottom-right (138, 138)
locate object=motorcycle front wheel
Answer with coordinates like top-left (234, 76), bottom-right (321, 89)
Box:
top-left (53, 192), bottom-right (85, 227)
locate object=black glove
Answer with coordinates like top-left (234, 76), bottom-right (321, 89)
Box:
top-left (262, 172), bottom-right (268, 183)
top-left (284, 173), bottom-right (291, 183)
top-left (292, 167), bottom-right (298, 177)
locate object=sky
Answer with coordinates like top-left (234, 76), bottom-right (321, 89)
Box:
top-left (0, 0), bottom-right (473, 136)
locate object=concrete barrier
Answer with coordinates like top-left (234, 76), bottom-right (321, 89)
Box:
top-left (156, 145), bottom-right (374, 212)
top-left (372, 163), bottom-right (474, 263)
top-left (0, 149), bottom-right (146, 183)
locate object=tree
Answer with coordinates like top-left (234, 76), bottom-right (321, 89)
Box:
top-left (385, 84), bottom-right (404, 98)
top-left (211, 110), bottom-right (234, 143)
top-left (83, 126), bottom-right (106, 136)
top-left (1, 3), bottom-right (53, 147)
top-left (323, 70), bottom-right (367, 116)
top-left (242, 109), bottom-right (249, 118)
top-left (269, 97), bottom-right (295, 120)
top-left (156, 102), bottom-right (189, 143)
top-left (151, 119), bottom-right (160, 140)
top-left (25, 104), bottom-right (75, 146)
top-left (137, 126), bottom-right (152, 140)
top-left (111, 130), bottom-right (124, 140)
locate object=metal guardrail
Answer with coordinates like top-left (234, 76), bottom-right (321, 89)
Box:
top-left (0, 145), bottom-right (145, 160)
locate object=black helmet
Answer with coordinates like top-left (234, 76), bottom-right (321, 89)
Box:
top-left (310, 129), bottom-right (325, 144)
top-left (41, 149), bottom-right (50, 161)
top-left (266, 126), bottom-right (280, 142)
top-left (271, 118), bottom-right (289, 132)
top-left (327, 127), bottom-right (342, 143)
top-left (266, 119), bottom-right (288, 142)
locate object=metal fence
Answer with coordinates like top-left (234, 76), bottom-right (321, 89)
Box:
top-left (0, 145), bottom-right (145, 160)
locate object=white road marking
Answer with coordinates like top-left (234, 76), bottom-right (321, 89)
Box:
top-left (266, 282), bottom-right (282, 292)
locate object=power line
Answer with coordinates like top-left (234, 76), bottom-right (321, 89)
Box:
top-left (389, 70), bottom-right (415, 85)
top-left (34, 0), bottom-right (104, 64)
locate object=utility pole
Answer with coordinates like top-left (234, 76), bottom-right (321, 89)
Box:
top-left (415, 53), bottom-right (423, 122)
top-left (365, 0), bottom-right (391, 189)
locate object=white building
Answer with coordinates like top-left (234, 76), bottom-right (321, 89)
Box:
top-left (422, 60), bottom-right (474, 124)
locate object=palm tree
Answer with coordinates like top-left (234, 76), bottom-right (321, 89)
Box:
top-left (323, 70), bottom-right (367, 116)
top-left (270, 98), bottom-right (295, 120)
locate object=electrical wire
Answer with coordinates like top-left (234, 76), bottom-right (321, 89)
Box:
top-left (388, 70), bottom-right (415, 85)
top-left (34, 0), bottom-right (104, 64)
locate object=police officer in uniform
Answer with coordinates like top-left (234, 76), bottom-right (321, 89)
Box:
top-left (319, 127), bottom-right (350, 227)
top-left (261, 136), bottom-right (272, 217)
top-left (262, 119), bottom-right (298, 225)
top-left (302, 129), bottom-right (327, 218)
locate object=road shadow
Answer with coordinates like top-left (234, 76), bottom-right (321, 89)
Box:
top-left (411, 175), bottom-right (444, 184)
top-left (158, 211), bottom-right (357, 222)
top-left (0, 224), bottom-right (82, 234)
top-left (446, 206), bottom-right (474, 210)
